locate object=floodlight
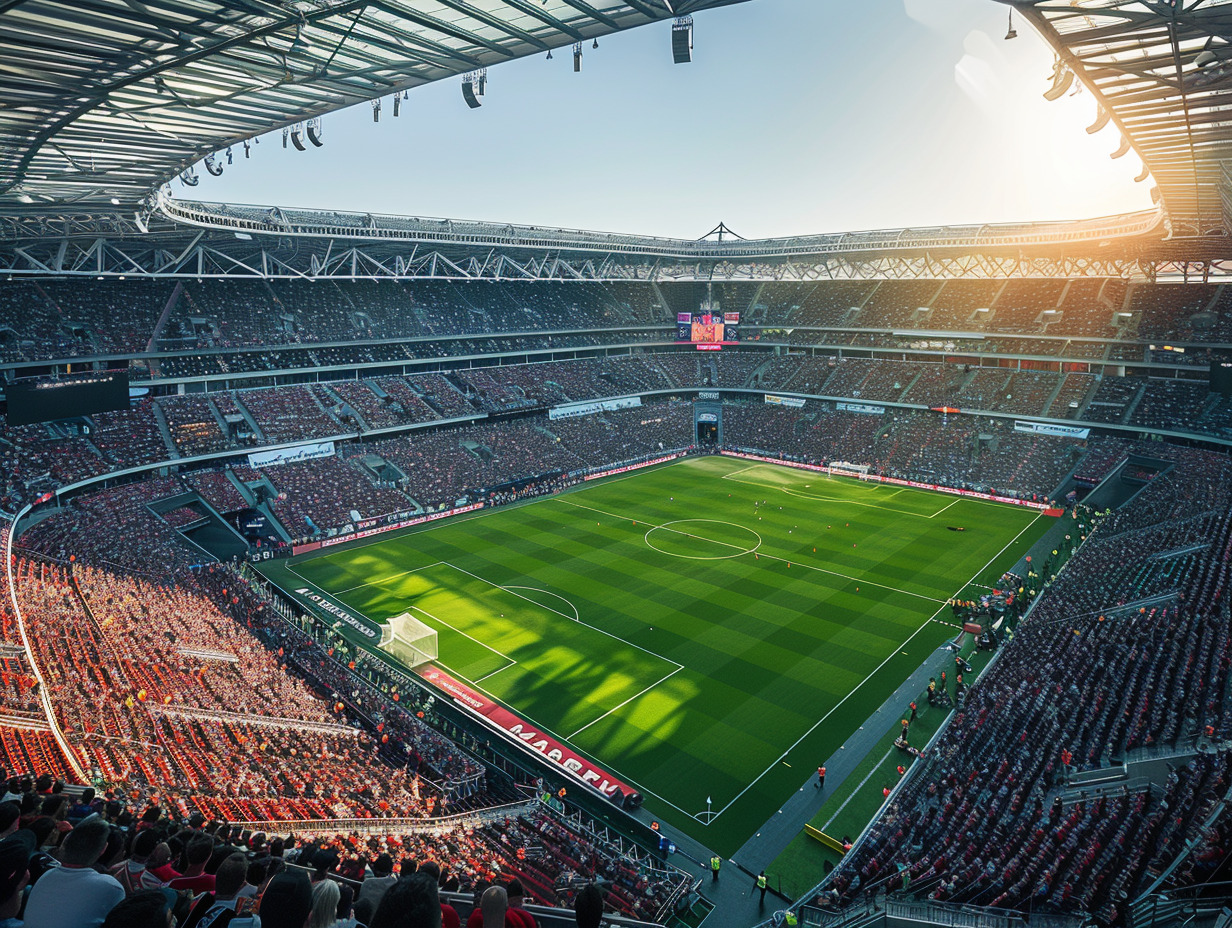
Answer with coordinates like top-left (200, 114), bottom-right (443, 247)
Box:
top-left (109, 197), bottom-right (120, 205)
top-left (1005, 10), bottom-right (1017, 40)
top-left (243, 140), bottom-right (251, 158)
top-left (393, 93), bottom-right (401, 117)
top-left (592, 38), bottom-right (598, 49)
top-left (574, 42), bottom-right (583, 72)
top-left (546, 49), bottom-right (553, 60)
top-left (372, 98), bottom-right (381, 122)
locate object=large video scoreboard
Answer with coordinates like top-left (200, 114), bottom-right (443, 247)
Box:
top-left (677, 311), bottom-right (740, 349)
top-left (5, 370), bottom-right (130, 426)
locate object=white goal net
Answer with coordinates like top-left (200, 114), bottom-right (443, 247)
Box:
top-left (378, 612), bottom-right (439, 669)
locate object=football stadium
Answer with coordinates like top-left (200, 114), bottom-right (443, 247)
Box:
top-left (4, 1), bottom-right (1232, 926)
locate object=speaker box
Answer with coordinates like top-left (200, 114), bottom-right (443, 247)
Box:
top-left (461, 80), bottom-right (482, 109)
top-left (672, 21), bottom-right (692, 64)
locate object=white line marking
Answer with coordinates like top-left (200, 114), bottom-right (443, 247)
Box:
top-left (444, 562), bottom-right (684, 671)
top-left (930, 498), bottom-right (960, 519)
top-left (819, 745), bottom-right (896, 834)
top-left (474, 661), bottom-right (519, 684)
top-left (336, 562), bottom-right (443, 594)
top-left (504, 586), bottom-right (580, 622)
top-left (706, 509), bottom-right (1044, 823)
top-left (708, 614), bottom-right (942, 822)
top-left (557, 497), bottom-right (944, 604)
top-left (567, 666), bottom-right (683, 740)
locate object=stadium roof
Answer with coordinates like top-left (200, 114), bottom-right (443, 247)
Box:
top-left (1014, 0), bottom-right (1232, 239)
top-left (0, 0), bottom-right (745, 211)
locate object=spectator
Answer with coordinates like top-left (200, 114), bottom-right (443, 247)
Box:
top-left (24, 815), bottom-right (124, 928)
top-left (0, 831), bottom-right (32, 928)
top-left (101, 889), bottom-right (177, 928)
top-left (370, 874), bottom-right (441, 928)
top-left (111, 831), bottom-right (165, 895)
top-left (258, 870), bottom-right (313, 928)
top-left (480, 887), bottom-right (507, 928)
top-left (309, 880), bottom-right (341, 928)
top-left (504, 880), bottom-right (535, 928)
top-left (168, 835), bottom-right (215, 894)
top-left (573, 885), bottom-right (603, 928)
top-left (183, 851), bottom-right (249, 927)
top-left (356, 854), bottom-right (396, 912)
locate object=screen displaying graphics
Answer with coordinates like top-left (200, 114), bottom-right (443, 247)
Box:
top-left (677, 311), bottom-right (740, 347)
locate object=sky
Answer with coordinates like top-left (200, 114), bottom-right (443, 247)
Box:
top-left (189, 0), bottom-right (1153, 240)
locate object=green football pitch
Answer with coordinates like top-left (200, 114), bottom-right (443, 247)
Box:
top-left (263, 456), bottom-right (1051, 853)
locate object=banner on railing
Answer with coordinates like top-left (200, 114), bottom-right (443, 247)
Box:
top-left (765, 394), bottom-right (806, 408)
top-left (1013, 420), bottom-right (1090, 439)
top-left (549, 397), bottom-right (641, 420)
top-left (417, 665), bottom-right (636, 802)
top-left (837, 402), bottom-right (885, 416)
top-left (247, 441), bottom-right (336, 468)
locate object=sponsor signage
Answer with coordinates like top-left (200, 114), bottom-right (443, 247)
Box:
top-left (417, 665), bottom-right (635, 801)
top-left (837, 402), bottom-right (885, 416)
top-left (722, 452), bottom-right (1051, 511)
top-left (292, 587), bottom-right (380, 641)
top-left (696, 344), bottom-right (722, 351)
top-left (764, 394), bottom-right (806, 409)
top-left (698, 413), bottom-right (718, 423)
top-left (248, 441), bottom-right (336, 469)
top-left (1013, 420), bottom-right (1090, 439)
top-left (291, 503), bottom-right (485, 555)
top-left (549, 397), bottom-right (641, 421)
top-left (697, 391), bottom-right (720, 401)
top-left (583, 453), bottom-right (681, 482)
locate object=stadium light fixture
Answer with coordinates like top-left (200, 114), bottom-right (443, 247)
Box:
top-left (574, 42), bottom-right (583, 72)
top-left (592, 38), bottom-right (598, 49)
top-left (372, 99), bottom-right (381, 122)
top-left (546, 49), bottom-right (553, 60)
top-left (393, 93), bottom-right (401, 117)
top-left (1005, 10), bottom-right (1017, 40)
top-left (109, 197), bottom-right (120, 205)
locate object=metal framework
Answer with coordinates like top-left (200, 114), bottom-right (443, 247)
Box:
top-left (0, 233), bottom-right (1164, 280)
top-left (0, 0), bottom-right (747, 211)
top-left (1009, 0), bottom-right (1232, 239)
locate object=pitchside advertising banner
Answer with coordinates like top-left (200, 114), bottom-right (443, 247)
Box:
top-left (417, 665), bottom-right (637, 804)
top-left (549, 397), bottom-right (641, 421)
top-left (291, 503), bottom-right (485, 556)
top-left (723, 452), bottom-right (1052, 510)
top-left (764, 394), bottom-right (806, 408)
top-left (1013, 420), bottom-right (1091, 439)
top-left (248, 441), bottom-right (336, 468)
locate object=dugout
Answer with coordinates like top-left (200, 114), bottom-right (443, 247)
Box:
top-left (694, 399), bottom-right (722, 447)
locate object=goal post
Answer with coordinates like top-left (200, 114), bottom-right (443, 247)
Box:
top-left (378, 612), bottom-right (439, 669)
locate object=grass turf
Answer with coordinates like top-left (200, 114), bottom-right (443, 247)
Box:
top-left (262, 456), bottom-right (1051, 854)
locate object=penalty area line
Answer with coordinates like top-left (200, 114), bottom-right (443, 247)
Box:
top-left (567, 666), bottom-right (682, 741)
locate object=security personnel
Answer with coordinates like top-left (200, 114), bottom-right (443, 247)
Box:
top-left (754, 871), bottom-right (768, 905)
top-left (710, 854), bottom-right (721, 881)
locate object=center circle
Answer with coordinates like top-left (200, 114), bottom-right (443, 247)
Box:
top-left (644, 519), bottom-right (763, 560)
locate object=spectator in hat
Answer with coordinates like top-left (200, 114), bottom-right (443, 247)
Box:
top-left (24, 815), bottom-right (125, 928)
top-left (504, 880), bottom-right (535, 928)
